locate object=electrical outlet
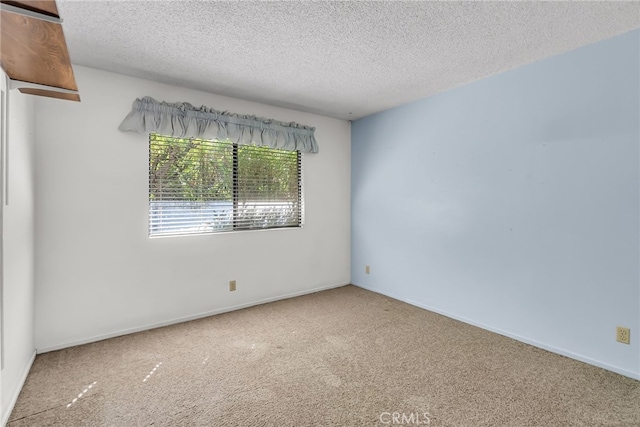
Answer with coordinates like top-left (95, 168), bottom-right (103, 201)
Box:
top-left (229, 280), bottom-right (236, 292)
top-left (365, 265), bottom-right (370, 275)
top-left (616, 326), bottom-right (630, 344)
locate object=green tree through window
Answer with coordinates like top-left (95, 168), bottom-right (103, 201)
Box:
top-left (149, 133), bottom-right (301, 236)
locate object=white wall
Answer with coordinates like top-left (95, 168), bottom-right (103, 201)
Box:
top-left (34, 66), bottom-right (351, 351)
top-left (352, 30), bottom-right (640, 379)
top-left (1, 73), bottom-right (37, 424)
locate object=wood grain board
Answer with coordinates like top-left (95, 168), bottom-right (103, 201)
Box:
top-left (0, 0), bottom-right (80, 101)
top-left (18, 88), bottom-right (80, 101)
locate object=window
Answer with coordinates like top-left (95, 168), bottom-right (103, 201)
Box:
top-left (149, 133), bottom-right (302, 237)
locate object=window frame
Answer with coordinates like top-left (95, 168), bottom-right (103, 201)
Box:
top-left (148, 133), bottom-right (304, 238)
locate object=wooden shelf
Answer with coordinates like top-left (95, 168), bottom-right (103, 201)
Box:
top-left (2, 0), bottom-right (59, 18)
top-left (0, 0), bottom-right (80, 101)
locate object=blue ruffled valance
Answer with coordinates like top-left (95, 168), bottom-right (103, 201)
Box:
top-left (118, 96), bottom-right (318, 153)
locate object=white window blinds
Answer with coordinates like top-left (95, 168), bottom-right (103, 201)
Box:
top-left (149, 134), bottom-right (302, 237)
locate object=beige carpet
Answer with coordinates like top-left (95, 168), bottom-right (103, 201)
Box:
top-left (8, 285), bottom-right (640, 426)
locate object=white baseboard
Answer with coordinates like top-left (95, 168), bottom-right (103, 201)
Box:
top-left (1, 350), bottom-right (36, 427)
top-left (37, 282), bottom-right (349, 354)
top-left (354, 283), bottom-right (640, 381)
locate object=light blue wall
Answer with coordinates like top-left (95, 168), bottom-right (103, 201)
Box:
top-left (351, 30), bottom-right (640, 379)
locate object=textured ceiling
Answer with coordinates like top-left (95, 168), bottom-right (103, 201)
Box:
top-left (58, 1), bottom-right (640, 120)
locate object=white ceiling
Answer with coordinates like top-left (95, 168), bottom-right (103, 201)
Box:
top-left (58, 0), bottom-right (640, 120)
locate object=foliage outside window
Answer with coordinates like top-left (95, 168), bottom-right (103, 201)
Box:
top-left (149, 133), bottom-right (302, 237)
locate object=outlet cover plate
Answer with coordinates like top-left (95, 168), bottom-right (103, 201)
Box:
top-left (616, 326), bottom-right (630, 344)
